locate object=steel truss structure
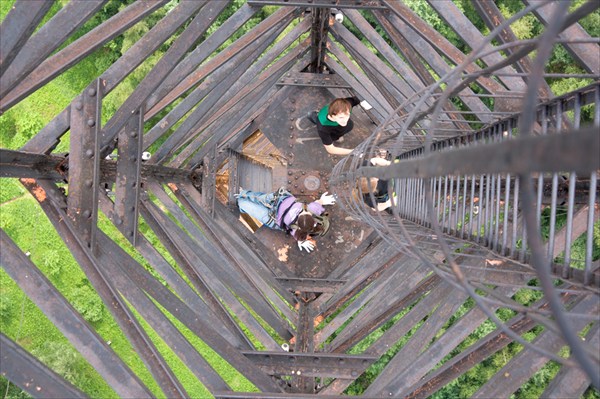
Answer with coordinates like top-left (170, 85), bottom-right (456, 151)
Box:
top-left (0, 0), bottom-right (599, 397)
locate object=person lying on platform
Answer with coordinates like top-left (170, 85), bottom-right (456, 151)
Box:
top-left (236, 187), bottom-right (335, 253)
top-left (357, 157), bottom-right (393, 212)
top-left (307, 96), bottom-right (370, 156)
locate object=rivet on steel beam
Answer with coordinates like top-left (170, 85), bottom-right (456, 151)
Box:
top-left (85, 149), bottom-right (94, 158)
top-left (290, 126), bottom-right (294, 130)
top-left (85, 180), bottom-right (93, 188)
top-left (287, 180), bottom-right (292, 184)
top-left (131, 181), bottom-right (137, 187)
top-left (288, 171), bottom-right (293, 175)
top-left (339, 359), bottom-right (345, 365)
top-left (130, 131), bottom-right (137, 138)
top-left (294, 184), bottom-right (298, 188)
top-left (82, 210), bottom-right (91, 218)
top-left (294, 79), bottom-right (298, 83)
top-left (289, 144), bottom-right (293, 148)
top-left (75, 102), bottom-right (83, 110)
top-left (300, 189), bottom-right (305, 193)
top-left (351, 370), bottom-right (358, 377)
top-left (290, 117), bottom-right (294, 121)
top-left (87, 119), bottom-right (96, 127)
top-left (88, 88), bottom-right (96, 97)
top-left (130, 156), bottom-right (137, 162)
top-left (116, 218), bottom-right (123, 225)
top-left (289, 135), bottom-right (293, 138)
top-left (128, 231), bottom-right (134, 237)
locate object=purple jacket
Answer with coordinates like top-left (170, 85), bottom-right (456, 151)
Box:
top-left (276, 196), bottom-right (325, 240)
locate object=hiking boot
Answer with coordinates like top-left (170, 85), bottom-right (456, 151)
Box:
top-left (307, 110), bottom-right (318, 124)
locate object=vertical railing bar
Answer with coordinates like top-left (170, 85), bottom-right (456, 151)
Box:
top-left (409, 178), bottom-right (415, 221)
top-left (563, 172), bottom-right (577, 278)
top-left (511, 176), bottom-right (520, 258)
top-left (484, 173), bottom-right (491, 246)
top-left (585, 171), bottom-right (597, 285)
top-left (547, 173), bottom-right (559, 260)
top-left (536, 174), bottom-right (544, 231)
top-left (476, 175), bottom-right (484, 243)
top-left (448, 175), bottom-right (455, 234)
top-left (460, 174), bottom-right (467, 239)
top-left (469, 174), bottom-right (475, 240)
top-left (442, 175), bottom-right (449, 232)
top-left (502, 173), bottom-right (511, 256)
top-left (493, 173), bottom-right (502, 252)
top-left (455, 173), bottom-right (461, 238)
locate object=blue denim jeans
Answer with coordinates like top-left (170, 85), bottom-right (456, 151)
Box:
top-left (237, 189), bottom-right (283, 230)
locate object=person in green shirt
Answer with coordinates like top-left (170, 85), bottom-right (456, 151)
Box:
top-left (308, 97), bottom-right (360, 155)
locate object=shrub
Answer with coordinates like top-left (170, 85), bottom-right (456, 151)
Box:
top-left (32, 342), bottom-right (86, 385)
top-left (70, 284), bottom-right (104, 323)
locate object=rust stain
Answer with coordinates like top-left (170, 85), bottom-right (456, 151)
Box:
top-left (277, 244), bottom-right (290, 262)
top-left (21, 179), bottom-right (47, 202)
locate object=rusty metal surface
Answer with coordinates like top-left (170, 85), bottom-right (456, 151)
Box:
top-left (0, 333), bottom-right (89, 399)
top-left (2, 1), bottom-right (599, 397)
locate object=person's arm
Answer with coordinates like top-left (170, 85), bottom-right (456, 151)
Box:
top-left (324, 143), bottom-right (354, 156)
top-left (370, 157), bottom-right (391, 166)
top-left (375, 199), bottom-right (392, 211)
top-left (345, 96), bottom-right (360, 107)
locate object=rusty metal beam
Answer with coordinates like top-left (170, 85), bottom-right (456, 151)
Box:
top-left (114, 107), bottom-right (144, 246)
top-left (0, 0), bottom-right (53, 80)
top-left (0, 333), bottom-right (89, 399)
top-left (97, 192), bottom-right (250, 349)
top-left (145, 2), bottom-right (258, 115)
top-left (242, 351), bottom-right (377, 379)
top-left (525, 0), bottom-right (600, 75)
top-left (0, 149), bottom-right (66, 179)
top-left (1, 0), bottom-right (168, 111)
top-left (148, 12), bottom-right (299, 164)
top-left (4, 184), bottom-right (159, 398)
top-left (0, 0), bottom-right (106, 97)
top-left (99, 1), bottom-right (227, 158)
top-left (146, 181), bottom-right (294, 339)
top-left (247, 0), bottom-right (386, 9)
top-left (471, 0), bottom-right (553, 99)
top-left (67, 79), bottom-right (102, 250)
top-left (177, 42), bottom-right (310, 168)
